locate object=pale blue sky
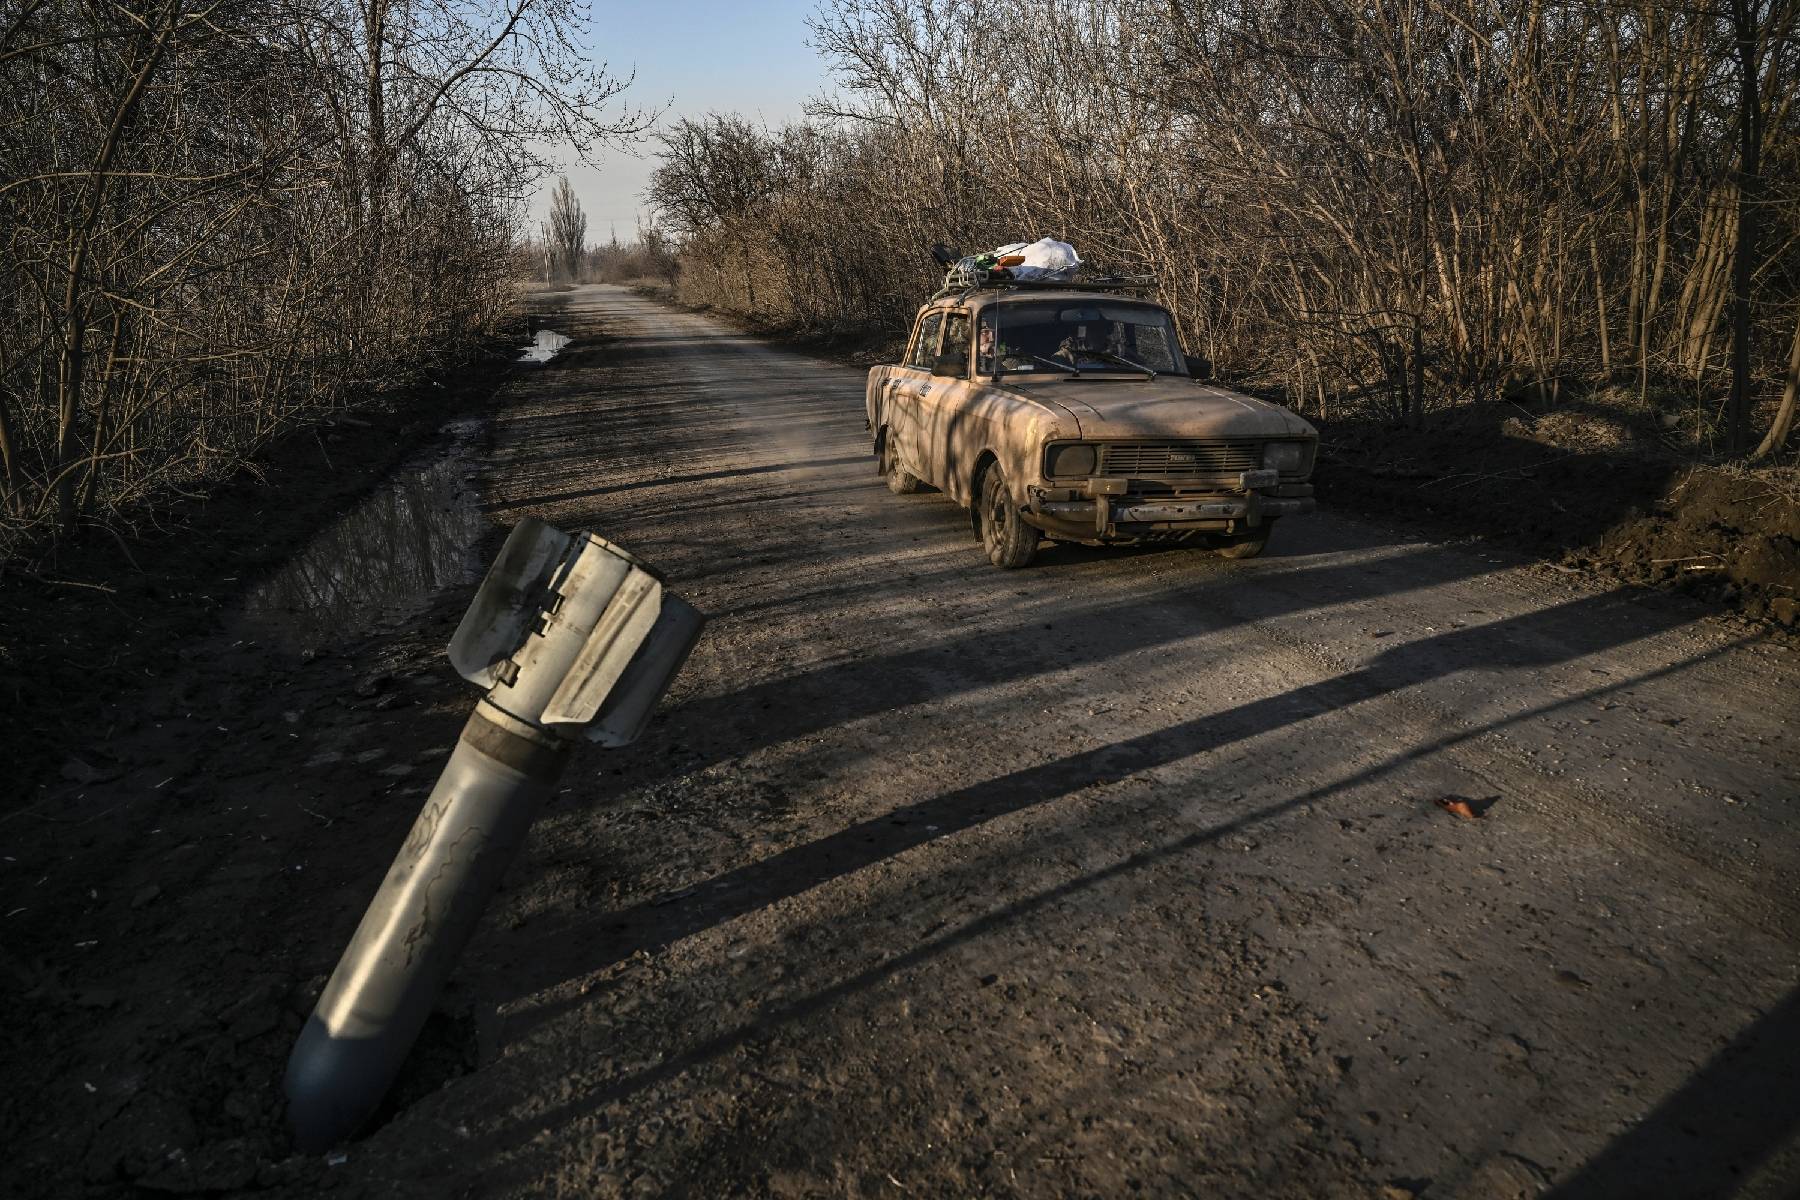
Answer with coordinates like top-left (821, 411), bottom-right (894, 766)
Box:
top-left (530, 0), bottom-right (831, 235)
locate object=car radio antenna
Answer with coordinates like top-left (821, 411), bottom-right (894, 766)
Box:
top-left (993, 269), bottom-right (1005, 381)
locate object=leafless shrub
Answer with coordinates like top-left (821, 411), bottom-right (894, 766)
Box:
top-left (0, 0), bottom-right (650, 559)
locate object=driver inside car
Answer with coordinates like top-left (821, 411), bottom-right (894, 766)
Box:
top-left (1055, 327), bottom-right (1103, 364)
top-left (978, 322), bottom-right (1019, 373)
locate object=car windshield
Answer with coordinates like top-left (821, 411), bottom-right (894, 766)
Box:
top-left (977, 301), bottom-right (1185, 377)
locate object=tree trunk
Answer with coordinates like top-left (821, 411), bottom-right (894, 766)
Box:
top-left (0, 386), bottom-right (17, 513)
top-left (77, 306), bottom-right (127, 516)
top-left (1726, 0), bottom-right (1763, 457)
top-left (52, 0), bottom-right (178, 533)
top-left (1590, 229), bottom-right (1611, 376)
top-left (1752, 307), bottom-right (1800, 460)
top-left (1410, 316), bottom-right (1425, 429)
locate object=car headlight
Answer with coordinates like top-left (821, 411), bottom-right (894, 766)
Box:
top-left (1046, 443), bottom-right (1097, 476)
top-left (1263, 440), bottom-right (1314, 475)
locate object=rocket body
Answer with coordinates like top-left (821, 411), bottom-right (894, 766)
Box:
top-left (283, 521), bottom-right (703, 1152)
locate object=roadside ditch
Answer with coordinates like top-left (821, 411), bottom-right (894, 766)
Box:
top-left (0, 299), bottom-right (587, 1196)
top-left (0, 294), bottom-right (573, 797)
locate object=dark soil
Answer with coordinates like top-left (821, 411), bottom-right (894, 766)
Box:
top-left (1313, 404), bottom-right (1800, 627)
top-left (0, 318), bottom-right (586, 1199)
top-left (1582, 468), bottom-right (1800, 624)
top-left (0, 574), bottom-right (490, 1197)
top-left (0, 298), bottom-right (567, 798)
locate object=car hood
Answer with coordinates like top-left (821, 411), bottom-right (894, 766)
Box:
top-left (1006, 377), bottom-right (1315, 440)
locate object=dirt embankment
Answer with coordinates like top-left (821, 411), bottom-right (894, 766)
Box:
top-left (1315, 406), bottom-right (1800, 627)
top-left (1587, 469), bottom-right (1800, 624)
top-left (0, 306), bottom-right (579, 1197)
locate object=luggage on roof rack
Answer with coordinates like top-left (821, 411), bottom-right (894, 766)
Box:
top-left (929, 238), bottom-right (1153, 299)
top-left (931, 274), bottom-right (1155, 298)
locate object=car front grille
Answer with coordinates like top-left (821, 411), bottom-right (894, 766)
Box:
top-left (1097, 440), bottom-right (1262, 478)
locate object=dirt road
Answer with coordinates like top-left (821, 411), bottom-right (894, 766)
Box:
top-left (5, 284), bottom-right (1799, 1199)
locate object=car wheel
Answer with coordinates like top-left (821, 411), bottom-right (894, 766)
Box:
top-left (1215, 522), bottom-right (1274, 559)
top-left (979, 466), bottom-right (1038, 568)
top-left (880, 436), bottom-right (924, 495)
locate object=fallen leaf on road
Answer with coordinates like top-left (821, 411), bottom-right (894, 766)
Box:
top-left (1433, 797), bottom-right (1480, 820)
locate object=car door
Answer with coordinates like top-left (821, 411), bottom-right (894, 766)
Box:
top-left (921, 310), bottom-right (975, 490)
top-left (890, 310), bottom-right (943, 476)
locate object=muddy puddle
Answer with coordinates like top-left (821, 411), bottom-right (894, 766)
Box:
top-left (236, 419), bottom-right (488, 652)
top-left (518, 329), bottom-right (571, 363)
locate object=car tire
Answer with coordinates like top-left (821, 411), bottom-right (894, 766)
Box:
top-left (979, 466), bottom-right (1038, 568)
top-left (880, 436), bottom-right (924, 495)
top-left (1215, 522), bottom-right (1274, 559)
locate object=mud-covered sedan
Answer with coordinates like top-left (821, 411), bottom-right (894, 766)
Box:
top-left (867, 286), bottom-right (1318, 567)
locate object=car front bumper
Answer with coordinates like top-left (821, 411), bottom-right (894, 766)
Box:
top-left (1028, 482), bottom-right (1315, 540)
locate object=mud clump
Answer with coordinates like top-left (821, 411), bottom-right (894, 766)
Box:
top-left (1579, 469), bottom-right (1800, 625)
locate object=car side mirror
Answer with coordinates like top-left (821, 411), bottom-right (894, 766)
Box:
top-left (931, 352), bottom-right (968, 379)
top-left (1186, 355), bottom-right (1213, 381)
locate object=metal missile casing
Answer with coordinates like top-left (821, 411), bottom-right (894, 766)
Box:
top-left (284, 519), bottom-right (705, 1153)
top-left (284, 703), bottom-right (566, 1150)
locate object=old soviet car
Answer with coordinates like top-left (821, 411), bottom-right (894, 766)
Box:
top-left (866, 280), bottom-right (1318, 568)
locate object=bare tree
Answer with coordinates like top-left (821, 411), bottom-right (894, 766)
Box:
top-left (0, 0), bottom-right (649, 558)
top-left (546, 177), bottom-right (587, 282)
top-left (1728, 0), bottom-right (1768, 455)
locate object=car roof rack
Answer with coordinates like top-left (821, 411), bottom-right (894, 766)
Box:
top-left (930, 262), bottom-right (1156, 301)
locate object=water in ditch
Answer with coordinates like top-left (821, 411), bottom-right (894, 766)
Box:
top-left (518, 329), bottom-right (571, 363)
top-left (236, 418), bottom-right (488, 652)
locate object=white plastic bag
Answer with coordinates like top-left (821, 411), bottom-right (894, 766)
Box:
top-left (1011, 238), bottom-right (1080, 281)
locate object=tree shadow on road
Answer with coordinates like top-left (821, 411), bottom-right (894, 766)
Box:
top-left (466, 624), bottom-right (1772, 1198)
top-left (480, 455), bottom-right (869, 513)
top-left (1541, 984), bottom-right (1800, 1199)
top-left (497, 586), bottom-right (1749, 1039)
top-left (577, 536), bottom-right (1714, 805)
